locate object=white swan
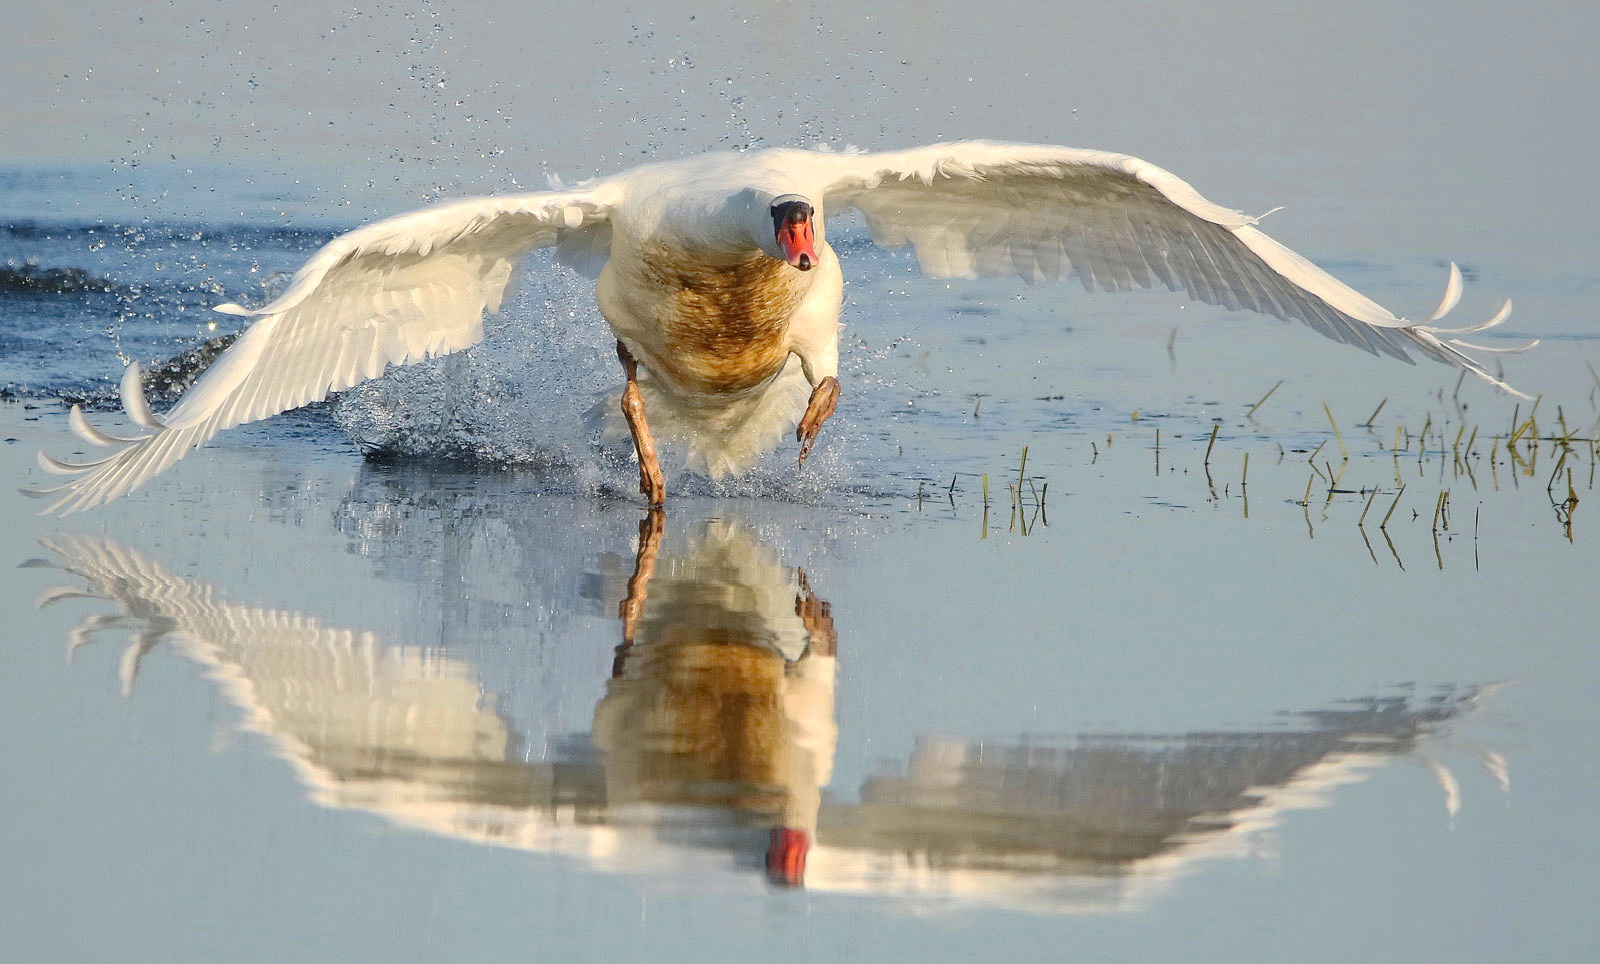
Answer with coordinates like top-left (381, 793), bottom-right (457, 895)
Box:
top-left (32, 141), bottom-right (1530, 513)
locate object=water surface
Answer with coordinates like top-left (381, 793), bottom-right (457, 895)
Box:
top-left (3, 3), bottom-right (1598, 961)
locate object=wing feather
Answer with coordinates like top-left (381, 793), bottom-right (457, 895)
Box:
top-left (820, 141), bottom-right (1529, 395)
top-left (32, 189), bottom-right (617, 513)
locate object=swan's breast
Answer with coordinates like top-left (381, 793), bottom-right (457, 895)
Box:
top-left (629, 245), bottom-right (810, 395)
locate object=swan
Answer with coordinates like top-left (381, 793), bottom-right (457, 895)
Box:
top-left (31, 141), bottom-right (1531, 513)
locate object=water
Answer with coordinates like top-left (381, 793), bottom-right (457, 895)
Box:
top-left (3, 3), bottom-right (1598, 961)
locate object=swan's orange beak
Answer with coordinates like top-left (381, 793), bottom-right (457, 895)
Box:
top-left (777, 216), bottom-right (816, 271)
top-left (765, 826), bottom-right (810, 886)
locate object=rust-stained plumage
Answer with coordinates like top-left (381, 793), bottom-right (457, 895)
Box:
top-left (632, 244), bottom-right (810, 396)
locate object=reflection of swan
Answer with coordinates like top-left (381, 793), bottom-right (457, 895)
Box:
top-left (32, 523), bottom-right (1493, 909)
top-left (589, 511), bottom-right (837, 885)
top-left (37, 142), bottom-right (1529, 513)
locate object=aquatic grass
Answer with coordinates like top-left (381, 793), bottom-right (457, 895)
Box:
top-left (1359, 524), bottom-right (1380, 566)
top-left (909, 379), bottom-right (1585, 562)
top-left (1242, 453), bottom-right (1250, 518)
top-left (1358, 485), bottom-right (1379, 527)
top-left (1246, 380), bottom-right (1282, 419)
top-left (1545, 445), bottom-right (1571, 500)
top-left (1381, 484), bottom-right (1406, 529)
top-left (1323, 402), bottom-right (1348, 460)
top-left (1362, 398), bottom-right (1389, 428)
top-left (1322, 460), bottom-right (1345, 510)
top-left (1381, 526), bottom-right (1406, 570)
top-left (1475, 505), bottom-right (1481, 569)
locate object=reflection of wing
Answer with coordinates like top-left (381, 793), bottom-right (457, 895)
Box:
top-left (31, 189), bottom-right (615, 515)
top-left (36, 534), bottom-right (544, 811)
top-left (33, 529), bottom-right (1493, 913)
top-left (809, 693), bottom-right (1486, 911)
top-left (818, 142), bottom-right (1527, 393)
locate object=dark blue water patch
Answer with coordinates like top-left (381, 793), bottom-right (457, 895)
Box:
top-left (0, 264), bottom-right (118, 295)
top-left (0, 213), bottom-right (340, 398)
top-left (0, 219), bottom-right (339, 310)
top-left (0, 218), bottom-right (338, 252)
top-left (0, 289), bottom-right (247, 403)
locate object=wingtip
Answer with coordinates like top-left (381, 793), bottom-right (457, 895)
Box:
top-left (69, 404), bottom-right (145, 447)
top-left (1427, 262), bottom-right (1465, 322)
top-left (118, 362), bottom-right (165, 430)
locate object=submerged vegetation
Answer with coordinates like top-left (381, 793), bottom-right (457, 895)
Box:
top-left (921, 378), bottom-right (1592, 568)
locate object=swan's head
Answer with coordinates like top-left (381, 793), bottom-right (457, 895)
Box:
top-left (766, 826), bottom-right (810, 887)
top-left (769, 195), bottom-right (817, 271)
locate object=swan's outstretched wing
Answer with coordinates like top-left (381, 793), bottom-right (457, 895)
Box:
top-left (816, 141), bottom-right (1531, 393)
top-left (30, 188), bottom-right (618, 514)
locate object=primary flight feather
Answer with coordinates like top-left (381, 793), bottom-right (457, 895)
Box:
top-left (32, 141), bottom-right (1530, 514)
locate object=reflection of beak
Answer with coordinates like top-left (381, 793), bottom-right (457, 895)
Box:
top-left (765, 826), bottom-right (810, 886)
top-left (778, 220), bottom-right (816, 271)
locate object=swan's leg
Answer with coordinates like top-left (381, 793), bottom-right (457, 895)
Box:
top-left (616, 340), bottom-right (666, 506)
top-left (613, 507), bottom-right (664, 677)
top-left (794, 569), bottom-right (837, 658)
top-left (796, 376), bottom-right (840, 469)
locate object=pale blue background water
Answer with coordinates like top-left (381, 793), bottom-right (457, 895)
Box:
top-left (3, 3), bottom-right (1597, 961)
